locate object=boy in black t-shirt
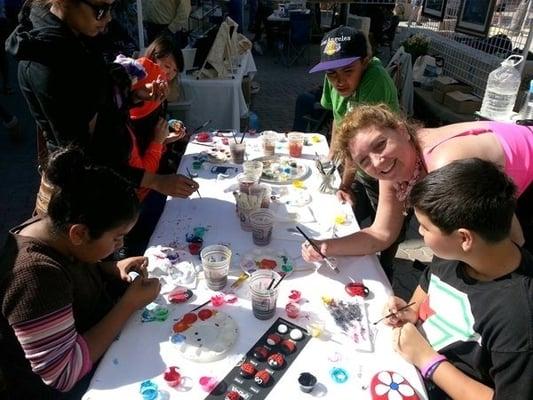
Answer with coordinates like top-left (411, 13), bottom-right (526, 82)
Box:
top-left (384, 158), bottom-right (533, 400)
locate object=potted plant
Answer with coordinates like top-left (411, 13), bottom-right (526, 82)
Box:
top-left (401, 33), bottom-right (430, 63)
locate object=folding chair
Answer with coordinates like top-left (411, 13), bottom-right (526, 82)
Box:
top-left (280, 11), bottom-right (312, 67)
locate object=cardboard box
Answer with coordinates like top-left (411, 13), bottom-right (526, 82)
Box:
top-left (433, 76), bottom-right (472, 103)
top-left (443, 91), bottom-right (482, 114)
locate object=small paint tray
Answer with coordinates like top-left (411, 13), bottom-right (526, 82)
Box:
top-left (204, 317), bottom-right (311, 400)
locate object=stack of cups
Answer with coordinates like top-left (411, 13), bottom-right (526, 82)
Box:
top-left (249, 209), bottom-right (274, 246)
top-left (288, 132), bottom-right (304, 158)
top-left (200, 245), bottom-right (232, 290)
top-left (249, 270), bottom-right (281, 320)
top-left (249, 183), bottom-right (272, 208)
top-left (261, 131), bottom-right (278, 156)
top-left (235, 193), bottom-right (262, 231)
top-left (229, 141), bottom-right (246, 164)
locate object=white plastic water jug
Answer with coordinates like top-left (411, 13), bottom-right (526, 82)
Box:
top-left (479, 55), bottom-right (523, 121)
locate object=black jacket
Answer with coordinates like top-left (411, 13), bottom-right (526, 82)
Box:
top-left (6, 2), bottom-right (144, 187)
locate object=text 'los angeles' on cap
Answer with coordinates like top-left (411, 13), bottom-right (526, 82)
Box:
top-left (309, 26), bottom-right (368, 73)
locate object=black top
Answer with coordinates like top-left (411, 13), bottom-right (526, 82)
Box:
top-left (419, 249), bottom-right (533, 399)
top-left (6, 2), bottom-right (144, 187)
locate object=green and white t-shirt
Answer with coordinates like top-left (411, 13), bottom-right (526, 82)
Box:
top-left (320, 57), bottom-right (399, 125)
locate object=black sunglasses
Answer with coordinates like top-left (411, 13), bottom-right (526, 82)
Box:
top-left (79, 0), bottom-right (115, 20)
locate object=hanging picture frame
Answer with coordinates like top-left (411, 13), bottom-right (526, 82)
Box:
top-left (422, 0), bottom-right (448, 21)
top-left (455, 0), bottom-right (496, 37)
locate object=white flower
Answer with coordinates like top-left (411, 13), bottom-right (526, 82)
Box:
top-left (375, 371), bottom-right (415, 400)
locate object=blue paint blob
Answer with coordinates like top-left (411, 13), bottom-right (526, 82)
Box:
top-left (171, 334), bottom-right (186, 344)
top-left (330, 367), bottom-right (349, 384)
top-left (390, 382), bottom-right (399, 390)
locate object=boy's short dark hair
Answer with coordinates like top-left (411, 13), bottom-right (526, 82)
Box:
top-left (409, 158), bottom-right (516, 243)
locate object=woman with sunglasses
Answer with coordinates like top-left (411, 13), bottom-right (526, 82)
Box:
top-left (6, 0), bottom-right (199, 213)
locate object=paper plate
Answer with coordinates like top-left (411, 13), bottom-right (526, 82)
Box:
top-left (253, 156), bottom-right (311, 184)
top-left (170, 309), bottom-right (238, 362)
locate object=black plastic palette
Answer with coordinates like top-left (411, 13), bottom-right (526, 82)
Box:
top-left (204, 317), bottom-right (311, 400)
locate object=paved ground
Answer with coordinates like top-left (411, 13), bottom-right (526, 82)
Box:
top-left (0, 37), bottom-right (431, 302)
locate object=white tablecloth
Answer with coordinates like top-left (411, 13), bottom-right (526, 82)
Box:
top-left (181, 51), bottom-right (257, 131)
top-left (83, 134), bottom-right (428, 400)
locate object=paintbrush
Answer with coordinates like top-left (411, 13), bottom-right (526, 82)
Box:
top-left (272, 272), bottom-right (287, 289)
top-left (191, 119), bottom-right (211, 134)
top-left (230, 272), bottom-right (249, 288)
top-left (372, 302), bottom-right (416, 325)
top-left (185, 167), bottom-right (202, 198)
top-left (296, 226), bottom-right (340, 273)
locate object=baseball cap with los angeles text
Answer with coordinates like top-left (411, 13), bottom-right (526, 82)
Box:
top-left (309, 26), bottom-right (368, 73)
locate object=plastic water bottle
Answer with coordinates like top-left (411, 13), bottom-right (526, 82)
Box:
top-left (519, 80), bottom-right (533, 120)
top-left (248, 111), bottom-right (260, 131)
top-left (480, 55), bottom-right (523, 121)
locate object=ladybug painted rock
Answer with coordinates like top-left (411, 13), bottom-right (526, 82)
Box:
top-left (240, 362), bottom-right (256, 378)
top-left (280, 339), bottom-right (296, 354)
top-left (266, 333), bottom-right (282, 346)
top-left (254, 370), bottom-right (271, 387)
top-left (370, 371), bottom-right (419, 400)
top-left (267, 353), bottom-right (285, 370)
top-left (252, 346), bottom-right (269, 361)
top-left (224, 390), bottom-right (241, 400)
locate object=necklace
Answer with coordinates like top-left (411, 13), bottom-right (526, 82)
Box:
top-left (393, 155), bottom-right (424, 216)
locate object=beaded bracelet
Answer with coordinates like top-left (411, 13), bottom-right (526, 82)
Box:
top-left (420, 354), bottom-right (447, 380)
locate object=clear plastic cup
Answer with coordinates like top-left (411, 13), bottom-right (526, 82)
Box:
top-left (249, 270), bottom-right (281, 320)
top-left (261, 131), bottom-right (278, 156)
top-left (236, 173), bottom-right (259, 194)
top-left (243, 160), bottom-right (264, 181)
top-left (200, 245), bottom-right (232, 290)
top-left (229, 142), bottom-right (246, 164)
top-left (249, 209), bottom-right (274, 246)
top-left (288, 132), bottom-right (304, 158)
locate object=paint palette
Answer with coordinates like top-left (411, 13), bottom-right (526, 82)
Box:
top-left (254, 156), bottom-right (311, 184)
top-left (239, 248), bottom-right (295, 276)
top-left (322, 297), bottom-right (373, 352)
top-left (204, 317), bottom-right (311, 400)
top-left (170, 309), bottom-right (239, 363)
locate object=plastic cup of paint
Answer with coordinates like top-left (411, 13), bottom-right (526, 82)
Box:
top-left (200, 245), bottom-right (232, 291)
top-left (229, 142), bottom-right (246, 164)
top-left (140, 380), bottom-right (159, 400)
top-left (307, 320), bottom-right (325, 338)
top-left (249, 270), bottom-right (281, 320)
top-left (298, 372), bottom-right (317, 393)
top-left (285, 301), bottom-right (300, 319)
top-left (249, 209), bottom-right (274, 246)
top-left (288, 132), bottom-right (304, 158)
top-left (261, 131), bottom-right (278, 156)
top-left (163, 366), bottom-right (182, 387)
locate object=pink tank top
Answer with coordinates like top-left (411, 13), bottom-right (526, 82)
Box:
top-left (423, 122), bottom-right (533, 196)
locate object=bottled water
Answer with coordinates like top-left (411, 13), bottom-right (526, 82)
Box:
top-left (480, 55), bottom-right (523, 121)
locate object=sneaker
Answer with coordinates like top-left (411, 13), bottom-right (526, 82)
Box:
top-left (253, 42), bottom-right (263, 55)
top-left (3, 115), bottom-right (18, 129)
